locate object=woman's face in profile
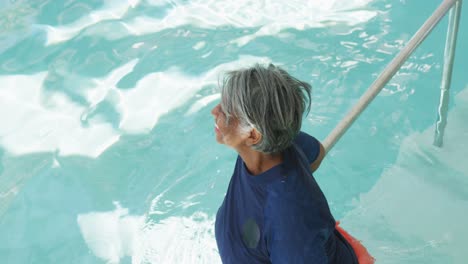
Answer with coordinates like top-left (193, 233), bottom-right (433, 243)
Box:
top-left (211, 103), bottom-right (249, 150)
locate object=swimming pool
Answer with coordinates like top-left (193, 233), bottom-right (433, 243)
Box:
top-left (0, 0), bottom-right (466, 263)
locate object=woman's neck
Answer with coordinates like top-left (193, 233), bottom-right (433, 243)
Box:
top-left (237, 148), bottom-right (283, 176)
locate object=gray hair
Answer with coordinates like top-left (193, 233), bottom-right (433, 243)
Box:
top-left (220, 64), bottom-right (312, 154)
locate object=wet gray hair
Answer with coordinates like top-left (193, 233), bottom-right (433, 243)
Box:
top-left (220, 64), bottom-right (312, 154)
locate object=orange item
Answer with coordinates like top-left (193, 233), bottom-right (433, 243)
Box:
top-left (335, 222), bottom-right (375, 264)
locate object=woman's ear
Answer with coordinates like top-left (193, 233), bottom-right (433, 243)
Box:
top-left (246, 128), bottom-right (262, 146)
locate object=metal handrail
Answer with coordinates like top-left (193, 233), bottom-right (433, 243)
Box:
top-left (434, 0), bottom-right (462, 147)
top-left (323, 0), bottom-right (462, 153)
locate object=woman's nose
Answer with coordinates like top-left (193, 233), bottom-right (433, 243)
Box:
top-left (211, 103), bottom-right (220, 116)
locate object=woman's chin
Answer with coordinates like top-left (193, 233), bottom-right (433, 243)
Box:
top-left (215, 134), bottom-right (224, 144)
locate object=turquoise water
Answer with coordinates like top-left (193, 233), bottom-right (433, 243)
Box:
top-left (0, 0), bottom-right (467, 263)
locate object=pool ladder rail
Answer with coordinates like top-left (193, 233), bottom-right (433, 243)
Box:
top-left (323, 0), bottom-right (462, 153)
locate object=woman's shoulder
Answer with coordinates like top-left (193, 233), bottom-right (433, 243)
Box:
top-left (293, 131), bottom-right (322, 164)
top-left (264, 170), bottom-right (314, 210)
top-left (264, 159), bottom-right (332, 221)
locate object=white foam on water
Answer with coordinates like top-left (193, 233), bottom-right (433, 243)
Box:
top-left (77, 203), bottom-right (220, 264)
top-left (185, 93), bottom-right (221, 116)
top-left (0, 55), bottom-right (271, 157)
top-left (36, 0), bottom-right (140, 45)
top-left (115, 68), bottom-right (201, 133)
top-left (125, 0), bottom-right (377, 47)
top-left (0, 73), bottom-right (120, 158)
top-left (38, 0), bottom-right (377, 46)
top-left (77, 202), bottom-right (145, 264)
top-left (86, 55), bottom-right (272, 133)
top-left (193, 41), bottom-right (206, 50)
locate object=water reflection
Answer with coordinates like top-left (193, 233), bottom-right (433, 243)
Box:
top-left (77, 202), bottom-right (219, 263)
top-left (37, 0), bottom-right (378, 46)
top-left (37, 0), bottom-right (140, 45)
top-left (0, 55), bottom-right (270, 158)
top-left (0, 1), bottom-right (38, 54)
top-left (341, 87), bottom-right (468, 263)
top-left (0, 72), bottom-right (119, 157)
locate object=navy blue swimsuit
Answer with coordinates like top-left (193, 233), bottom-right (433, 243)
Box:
top-left (215, 132), bottom-right (357, 263)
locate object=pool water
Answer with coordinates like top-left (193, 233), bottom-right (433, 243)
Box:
top-left (0, 0), bottom-right (467, 263)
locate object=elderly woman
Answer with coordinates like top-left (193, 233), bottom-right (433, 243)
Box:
top-left (211, 64), bottom-right (371, 263)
